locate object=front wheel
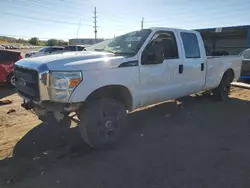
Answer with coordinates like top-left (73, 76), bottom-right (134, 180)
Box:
top-left (213, 71), bottom-right (233, 101)
top-left (78, 98), bottom-right (127, 148)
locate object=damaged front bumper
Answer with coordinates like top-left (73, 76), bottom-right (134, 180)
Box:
top-left (21, 99), bottom-right (84, 123)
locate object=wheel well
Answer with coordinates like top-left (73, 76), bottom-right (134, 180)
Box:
top-left (86, 85), bottom-right (133, 111)
top-left (7, 72), bottom-right (13, 78)
top-left (7, 72), bottom-right (14, 81)
top-left (223, 69), bottom-right (235, 82)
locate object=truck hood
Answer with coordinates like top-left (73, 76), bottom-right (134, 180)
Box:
top-left (16, 51), bottom-right (133, 71)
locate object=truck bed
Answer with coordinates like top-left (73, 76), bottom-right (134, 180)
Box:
top-left (205, 55), bottom-right (242, 90)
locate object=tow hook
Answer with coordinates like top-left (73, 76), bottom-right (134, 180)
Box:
top-left (21, 100), bottom-right (33, 110)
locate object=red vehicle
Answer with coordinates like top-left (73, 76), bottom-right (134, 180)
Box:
top-left (0, 49), bottom-right (22, 85)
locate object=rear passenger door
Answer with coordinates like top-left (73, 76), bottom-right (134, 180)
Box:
top-left (178, 31), bottom-right (206, 94)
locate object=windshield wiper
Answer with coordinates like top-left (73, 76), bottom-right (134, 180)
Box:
top-left (94, 49), bottom-right (135, 56)
top-left (94, 48), bottom-right (115, 54)
top-left (94, 48), bottom-right (105, 52)
top-left (113, 52), bottom-right (135, 56)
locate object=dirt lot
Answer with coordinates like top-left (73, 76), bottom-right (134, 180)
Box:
top-left (1, 86), bottom-right (250, 188)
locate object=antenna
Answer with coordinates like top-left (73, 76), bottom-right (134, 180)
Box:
top-left (93, 7), bottom-right (97, 42)
top-left (76, 17), bottom-right (83, 51)
top-left (76, 17), bottom-right (83, 38)
top-left (141, 17), bottom-right (144, 30)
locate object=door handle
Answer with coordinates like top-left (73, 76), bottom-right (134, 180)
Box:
top-left (201, 63), bottom-right (204, 71)
top-left (179, 64), bottom-right (183, 74)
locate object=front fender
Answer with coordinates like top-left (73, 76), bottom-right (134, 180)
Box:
top-left (68, 67), bottom-right (140, 109)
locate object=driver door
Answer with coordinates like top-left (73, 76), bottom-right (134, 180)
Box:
top-left (138, 30), bottom-right (183, 107)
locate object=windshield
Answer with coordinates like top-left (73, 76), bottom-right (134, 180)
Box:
top-left (86, 29), bottom-right (152, 55)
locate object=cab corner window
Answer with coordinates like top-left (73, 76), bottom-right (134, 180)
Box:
top-left (181, 32), bottom-right (200, 58)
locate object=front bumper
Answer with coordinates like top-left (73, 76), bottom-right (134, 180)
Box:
top-left (21, 99), bottom-right (84, 123)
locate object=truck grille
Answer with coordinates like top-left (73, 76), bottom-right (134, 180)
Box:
top-left (14, 66), bottom-right (40, 101)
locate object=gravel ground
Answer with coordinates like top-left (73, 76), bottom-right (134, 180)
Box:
top-left (1, 86), bottom-right (250, 188)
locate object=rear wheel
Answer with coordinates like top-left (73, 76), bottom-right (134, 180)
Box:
top-left (213, 71), bottom-right (234, 101)
top-left (78, 98), bottom-right (127, 148)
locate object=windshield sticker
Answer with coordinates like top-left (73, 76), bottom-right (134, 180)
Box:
top-left (125, 37), bottom-right (141, 42)
top-left (113, 46), bottom-right (121, 49)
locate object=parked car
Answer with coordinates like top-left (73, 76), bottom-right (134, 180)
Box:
top-left (0, 49), bottom-right (22, 85)
top-left (25, 46), bottom-right (64, 58)
top-left (239, 48), bottom-right (250, 78)
top-left (63, 45), bottom-right (85, 52)
top-left (14, 27), bottom-right (242, 148)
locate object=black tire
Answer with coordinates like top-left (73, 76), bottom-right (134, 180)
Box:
top-left (7, 73), bottom-right (15, 86)
top-left (78, 98), bottom-right (127, 148)
top-left (213, 71), bottom-right (234, 101)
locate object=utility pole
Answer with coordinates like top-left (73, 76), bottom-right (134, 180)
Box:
top-left (141, 17), bottom-right (144, 30)
top-left (93, 7), bottom-right (97, 42)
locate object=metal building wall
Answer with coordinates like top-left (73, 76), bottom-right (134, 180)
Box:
top-left (197, 25), bottom-right (250, 55)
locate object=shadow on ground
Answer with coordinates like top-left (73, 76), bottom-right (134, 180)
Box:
top-left (0, 85), bottom-right (16, 99)
top-left (1, 93), bottom-right (250, 188)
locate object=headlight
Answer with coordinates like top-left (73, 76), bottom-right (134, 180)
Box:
top-left (50, 71), bottom-right (82, 102)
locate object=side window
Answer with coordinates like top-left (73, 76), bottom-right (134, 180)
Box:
top-left (153, 32), bottom-right (179, 59)
top-left (78, 46), bottom-right (85, 51)
top-left (52, 48), bottom-right (59, 52)
top-left (48, 48), bottom-right (63, 53)
top-left (39, 47), bottom-right (47, 52)
top-left (243, 49), bottom-right (250, 59)
top-left (181, 32), bottom-right (200, 58)
top-left (44, 48), bottom-right (53, 53)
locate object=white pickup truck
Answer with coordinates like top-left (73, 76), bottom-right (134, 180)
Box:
top-left (14, 27), bottom-right (242, 148)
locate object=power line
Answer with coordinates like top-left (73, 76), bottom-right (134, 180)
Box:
top-left (0, 12), bottom-right (93, 26)
top-left (18, 0), bottom-right (93, 9)
top-left (0, 11), bottom-right (134, 32)
top-left (4, 0), bottom-right (250, 25)
top-left (3, 1), bottom-right (87, 20)
top-left (2, 2), bottom-right (250, 40)
top-left (0, 34), bottom-right (70, 40)
top-left (6, 0), bottom-right (249, 29)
